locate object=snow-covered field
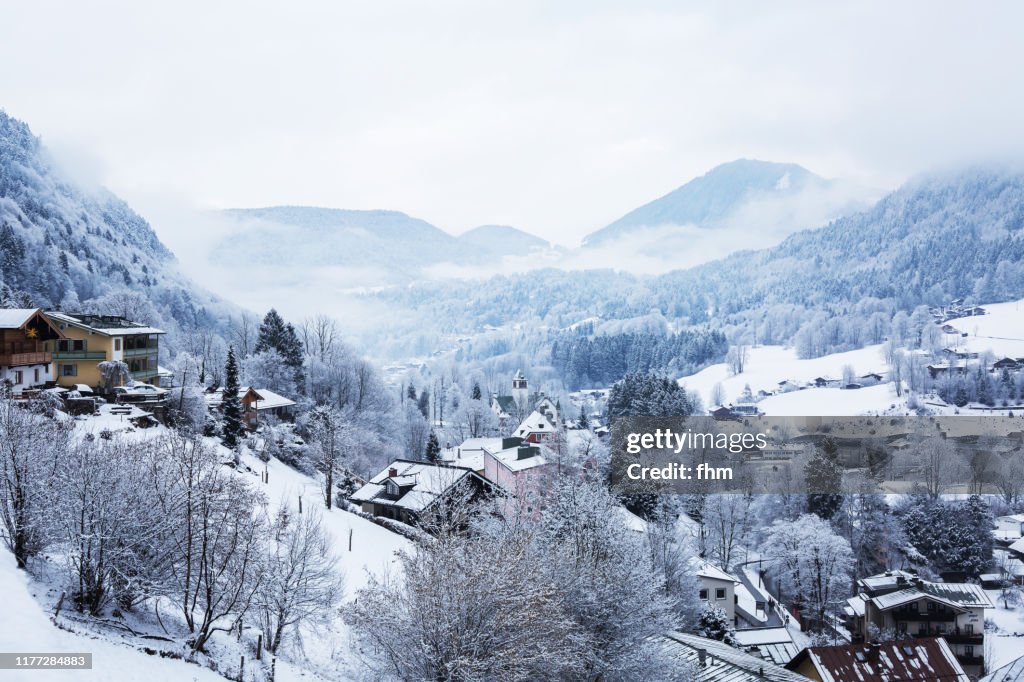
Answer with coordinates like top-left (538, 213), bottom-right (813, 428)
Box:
top-left (678, 343), bottom-right (891, 413)
top-left (949, 300), bottom-right (1024, 359)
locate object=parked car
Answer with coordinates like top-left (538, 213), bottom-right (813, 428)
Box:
top-left (112, 383), bottom-right (167, 399)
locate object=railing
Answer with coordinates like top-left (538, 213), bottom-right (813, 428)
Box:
top-left (889, 608), bottom-right (957, 622)
top-left (942, 633), bottom-right (983, 645)
top-left (124, 347), bottom-right (158, 357)
top-left (0, 351), bottom-right (50, 366)
top-left (52, 350), bottom-right (107, 360)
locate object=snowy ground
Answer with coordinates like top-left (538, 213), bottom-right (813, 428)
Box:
top-left (0, 407), bottom-right (412, 682)
top-left (678, 344), bottom-right (891, 410)
top-left (0, 548), bottom-right (226, 682)
top-left (949, 300), bottom-right (1024, 359)
top-left (984, 589), bottom-right (1024, 671)
top-left (756, 383), bottom-right (905, 416)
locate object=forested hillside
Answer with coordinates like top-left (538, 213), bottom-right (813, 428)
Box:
top-left (0, 111), bottom-right (232, 349)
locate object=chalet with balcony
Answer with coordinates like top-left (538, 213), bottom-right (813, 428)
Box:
top-left (844, 570), bottom-right (993, 676)
top-left (44, 312), bottom-right (164, 389)
top-left (0, 309), bottom-right (63, 395)
top-left (205, 386), bottom-right (296, 429)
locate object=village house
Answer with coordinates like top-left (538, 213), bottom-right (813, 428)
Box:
top-left (513, 408), bottom-right (560, 443)
top-left (349, 460), bottom-right (493, 526)
top-left (996, 514), bottom-right (1024, 543)
top-left (785, 638), bottom-right (969, 682)
top-left (733, 628), bottom-right (800, 668)
top-left (440, 436), bottom-right (554, 514)
top-left (44, 312), bottom-right (164, 389)
top-left (844, 570), bottom-right (992, 676)
top-left (694, 560), bottom-right (740, 626)
top-left (205, 386), bottom-right (296, 429)
top-left (993, 357), bottom-right (1021, 372)
top-left (0, 308), bottom-right (63, 395)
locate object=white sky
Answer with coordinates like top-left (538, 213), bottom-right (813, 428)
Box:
top-left (2, 1), bottom-right (1024, 247)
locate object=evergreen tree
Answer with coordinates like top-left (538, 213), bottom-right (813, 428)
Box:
top-left (697, 606), bottom-right (737, 646)
top-left (255, 309), bottom-right (306, 390)
top-left (577, 405), bottom-right (590, 430)
top-left (425, 431), bottom-right (440, 463)
top-left (221, 346), bottom-right (244, 448)
top-left (806, 437), bottom-right (844, 520)
top-left (471, 381), bottom-right (482, 401)
top-left (407, 383), bottom-right (417, 402)
top-left (417, 389), bottom-right (430, 420)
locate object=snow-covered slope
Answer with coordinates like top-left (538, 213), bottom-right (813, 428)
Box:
top-left (945, 299), bottom-right (1024, 359)
top-left (678, 344), bottom-right (890, 409)
top-left (0, 549), bottom-right (224, 682)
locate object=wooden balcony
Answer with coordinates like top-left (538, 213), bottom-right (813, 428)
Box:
top-left (0, 351), bottom-right (51, 367)
top-left (52, 350), bottom-right (107, 360)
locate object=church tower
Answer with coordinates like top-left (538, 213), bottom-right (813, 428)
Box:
top-left (512, 369), bottom-right (529, 406)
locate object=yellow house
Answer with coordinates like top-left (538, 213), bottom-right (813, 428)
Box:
top-left (43, 312), bottom-right (165, 389)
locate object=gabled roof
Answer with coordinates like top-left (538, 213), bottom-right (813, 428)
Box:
top-left (0, 308), bottom-right (37, 329)
top-left (492, 395), bottom-right (516, 413)
top-left (693, 559), bottom-right (740, 584)
top-left (662, 632), bottom-right (808, 681)
top-left (786, 639), bottom-right (970, 682)
top-left (350, 460), bottom-right (487, 514)
top-left (513, 409), bottom-right (557, 438)
top-left (205, 386), bottom-right (296, 410)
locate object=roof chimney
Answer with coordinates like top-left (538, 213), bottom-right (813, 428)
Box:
top-left (697, 648), bottom-right (707, 667)
top-left (388, 467), bottom-right (398, 478)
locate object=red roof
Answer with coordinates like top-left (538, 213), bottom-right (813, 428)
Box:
top-left (786, 638), bottom-right (970, 681)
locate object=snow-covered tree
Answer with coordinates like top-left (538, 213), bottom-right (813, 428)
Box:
top-left (257, 505), bottom-right (343, 654)
top-left (697, 605), bottom-right (737, 646)
top-left (760, 514), bottom-right (854, 633)
top-left (97, 360), bottom-right (131, 392)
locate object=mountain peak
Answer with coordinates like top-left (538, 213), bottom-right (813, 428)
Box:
top-left (583, 159), bottom-right (828, 246)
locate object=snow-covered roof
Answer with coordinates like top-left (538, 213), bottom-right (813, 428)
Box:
top-left (789, 638), bottom-right (970, 682)
top-left (513, 409), bottom-right (557, 438)
top-left (1011, 537), bottom-right (1024, 555)
top-left (869, 582), bottom-right (993, 611)
top-left (205, 387), bottom-right (296, 410)
top-left (661, 632), bottom-right (808, 681)
top-left (694, 560), bottom-right (740, 584)
top-left (734, 628), bottom-right (800, 667)
top-left (0, 308), bottom-right (37, 329)
top-left (46, 311), bottom-right (164, 336)
top-left (350, 460), bottom-right (482, 513)
top-left (484, 442), bottom-right (550, 473)
top-left (845, 595), bottom-right (866, 618)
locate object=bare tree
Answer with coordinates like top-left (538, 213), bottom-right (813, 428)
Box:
top-left (299, 314), bottom-right (339, 362)
top-left (154, 434), bottom-right (267, 652)
top-left (257, 505), bottom-right (343, 653)
top-left (0, 393), bottom-right (68, 568)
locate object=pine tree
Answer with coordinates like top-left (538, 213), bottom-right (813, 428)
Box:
top-left (806, 437), bottom-right (844, 520)
top-left (221, 346), bottom-right (244, 448)
top-left (417, 389), bottom-right (430, 419)
top-left (471, 381), bottom-right (482, 401)
top-left (577, 405), bottom-right (590, 429)
top-left (425, 431), bottom-right (440, 463)
top-left (697, 606), bottom-right (737, 646)
top-left (407, 383), bottom-right (417, 402)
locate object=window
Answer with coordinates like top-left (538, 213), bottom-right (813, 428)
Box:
top-left (715, 588), bottom-right (726, 600)
top-left (927, 601), bottom-right (936, 612)
top-left (965, 645), bottom-right (974, 659)
top-left (61, 364), bottom-right (77, 377)
top-left (57, 340), bottom-right (85, 352)
top-left (964, 624), bottom-right (973, 635)
top-left (33, 368), bottom-right (40, 383)
top-left (699, 589), bottom-right (709, 600)
top-left (114, 338), bottom-right (121, 351)
top-left (13, 371), bottom-right (23, 385)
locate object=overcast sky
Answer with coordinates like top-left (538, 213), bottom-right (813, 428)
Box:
top-left (3, 1), bottom-right (1024, 247)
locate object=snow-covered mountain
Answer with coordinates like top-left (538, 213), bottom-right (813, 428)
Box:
top-left (0, 110), bottom-right (233, 341)
top-left (211, 207), bottom-right (552, 285)
top-left (582, 159), bottom-right (872, 247)
top-left (456, 224), bottom-right (551, 253)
